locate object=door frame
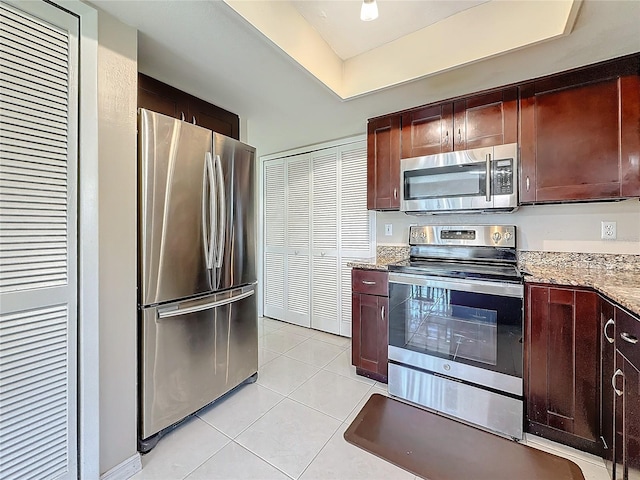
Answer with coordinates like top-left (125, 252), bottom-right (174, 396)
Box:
top-left (60, 1), bottom-right (100, 478)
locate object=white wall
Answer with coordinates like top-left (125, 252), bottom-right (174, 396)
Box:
top-left (376, 199), bottom-right (640, 254)
top-left (97, 8), bottom-right (138, 475)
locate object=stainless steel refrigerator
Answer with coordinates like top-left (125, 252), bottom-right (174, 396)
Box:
top-left (137, 109), bottom-right (257, 450)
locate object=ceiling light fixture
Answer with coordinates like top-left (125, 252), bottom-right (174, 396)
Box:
top-left (360, 0), bottom-right (378, 21)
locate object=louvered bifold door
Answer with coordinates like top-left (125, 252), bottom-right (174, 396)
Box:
top-left (263, 159), bottom-right (286, 320)
top-left (285, 154), bottom-right (310, 327)
top-left (338, 141), bottom-right (373, 337)
top-left (311, 149), bottom-right (339, 334)
top-left (0, 2), bottom-right (79, 479)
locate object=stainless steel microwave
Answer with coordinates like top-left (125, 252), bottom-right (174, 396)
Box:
top-left (400, 143), bottom-right (518, 214)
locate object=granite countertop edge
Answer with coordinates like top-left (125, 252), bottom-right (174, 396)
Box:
top-left (522, 266), bottom-right (640, 318)
top-left (347, 259), bottom-right (640, 318)
top-left (346, 257), bottom-right (400, 271)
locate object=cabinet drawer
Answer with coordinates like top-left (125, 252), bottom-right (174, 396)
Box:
top-left (352, 269), bottom-right (388, 296)
top-left (617, 308), bottom-right (640, 368)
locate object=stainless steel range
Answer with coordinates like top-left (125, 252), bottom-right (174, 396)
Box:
top-left (387, 225), bottom-right (524, 440)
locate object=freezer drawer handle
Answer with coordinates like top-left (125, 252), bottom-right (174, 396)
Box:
top-left (158, 289), bottom-right (255, 319)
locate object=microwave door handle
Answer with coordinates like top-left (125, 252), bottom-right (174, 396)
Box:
top-left (485, 153), bottom-right (491, 202)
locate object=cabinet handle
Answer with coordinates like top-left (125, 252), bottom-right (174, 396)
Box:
top-left (180, 111), bottom-right (185, 121)
top-left (320, 251), bottom-right (325, 257)
top-left (526, 176), bottom-right (530, 192)
top-left (458, 128), bottom-right (462, 143)
top-left (443, 130), bottom-right (449, 145)
top-left (381, 305), bottom-right (385, 321)
top-left (362, 280), bottom-right (376, 285)
top-left (612, 369), bottom-right (624, 396)
top-left (394, 188), bottom-right (398, 199)
top-left (604, 318), bottom-right (615, 344)
top-left (621, 332), bottom-right (638, 344)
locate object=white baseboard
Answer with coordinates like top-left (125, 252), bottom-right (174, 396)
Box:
top-left (100, 453), bottom-right (142, 480)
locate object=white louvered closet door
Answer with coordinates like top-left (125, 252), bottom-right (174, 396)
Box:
top-left (285, 154), bottom-right (310, 327)
top-left (263, 159), bottom-right (286, 319)
top-left (0, 2), bottom-right (79, 479)
top-left (311, 149), bottom-right (339, 334)
top-left (339, 141), bottom-right (372, 337)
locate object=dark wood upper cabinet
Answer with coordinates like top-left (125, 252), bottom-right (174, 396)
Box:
top-left (367, 115), bottom-right (401, 210)
top-left (400, 87), bottom-right (517, 158)
top-left (401, 103), bottom-right (453, 158)
top-left (138, 73), bottom-right (240, 140)
top-left (526, 284), bottom-right (602, 455)
top-left (453, 87), bottom-right (518, 150)
top-left (520, 56), bottom-right (640, 203)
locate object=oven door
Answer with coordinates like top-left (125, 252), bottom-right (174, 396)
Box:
top-left (388, 273), bottom-right (523, 395)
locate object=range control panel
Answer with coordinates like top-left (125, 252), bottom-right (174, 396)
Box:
top-left (409, 225), bottom-right (516, 248)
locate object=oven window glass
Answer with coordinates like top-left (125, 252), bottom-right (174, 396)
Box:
top-left (405, 162), bottom-right (486, 200)
top-left (389, 282), bottom-right (523, 377)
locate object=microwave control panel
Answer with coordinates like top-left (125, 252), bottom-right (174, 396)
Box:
top-left (492, 159), bottom-right (514, 195)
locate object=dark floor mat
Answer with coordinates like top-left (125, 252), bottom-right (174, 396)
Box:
top-left (344, 394), bottom-right (585, 480)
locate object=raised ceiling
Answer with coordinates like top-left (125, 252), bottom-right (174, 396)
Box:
top-left (90, 0), bottom-right (640, 156)
top-left (291, 0), bottom-right (488, 60)
top-left (225, 0), bottom-right (582, 98)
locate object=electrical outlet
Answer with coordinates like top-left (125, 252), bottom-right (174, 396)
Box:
top-left (601, 221), bottom-right (617, 240)
top-left (385, 224), bottom-right (393, 236)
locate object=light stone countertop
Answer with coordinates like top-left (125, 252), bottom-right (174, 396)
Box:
top-left (348, 248), bottom-right (640, 319)
top-left (522, 264), bottom-right (640, 318)
top-left (346, 256), bottom-right (402, 271)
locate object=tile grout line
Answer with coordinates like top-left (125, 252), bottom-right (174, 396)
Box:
top-left (178, 422), bottom-right (234, 480)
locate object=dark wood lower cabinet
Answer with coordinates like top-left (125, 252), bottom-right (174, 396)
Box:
top-left (601, 298), bottom-right (617, 476)
top-left (351, 268), bottom-right (389, 383)
top-left (614, 309), bottom-right (640, 480)
top-left (526, 284), bottom-right (602, 455)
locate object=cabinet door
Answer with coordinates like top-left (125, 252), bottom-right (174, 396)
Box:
top-left (601, 298), bottom-right (616, 476)
top-left (138, 73), bottom-right (189, 120)
top-left (401, 103), bottom-right (453, 158)
top-left (367, 115), bottom-right (401, 210)
top-left (188, 96), bottom-right (239, 140)
top-left (352, 293), bottom-right (388, 381)
top-left (520, 57), bottom-right (640, 203)
top-left (453, 87), bottom-right (517, 150)
top-left (527, 285), bottom-right (601, 453)
top-left (622, 355), bottom-right (640, 480)
top-left (614, 350), bottom-right (640, 480)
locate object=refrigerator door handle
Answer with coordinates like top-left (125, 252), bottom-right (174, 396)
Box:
top-left (205, 151), bottom-right (216, 270)
top-left (202, 153), bottom-right (213, 270)
top-left (214, 153), bottom-right (226, 269)
top-left (157, 288), bottom-right (255, 319)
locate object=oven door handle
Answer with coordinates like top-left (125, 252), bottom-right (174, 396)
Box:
top-left (388, 272), bottom-right (523, 298)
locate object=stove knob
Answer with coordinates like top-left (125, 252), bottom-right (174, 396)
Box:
top-left (492, 232), bottom-right (502, 243)
top-left (504, 231), bottom-right (513, 241)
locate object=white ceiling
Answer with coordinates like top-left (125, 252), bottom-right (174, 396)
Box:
top-left (291, 0), bottom-right (488, 60)
top-left (90, 0), bottom-right (640, 157)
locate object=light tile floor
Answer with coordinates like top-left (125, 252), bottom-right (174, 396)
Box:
top-left (132, 317), bottom-right (610, 480)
